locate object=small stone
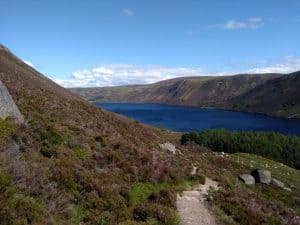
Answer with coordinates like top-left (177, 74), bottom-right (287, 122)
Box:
top-left (239, 174), bottom-right (255, 185)
top-left (95, 141), bottom-right (102, 150)
top-left (94, 166), bottom-right (108, 174)
top-left (271, 178), bottom-right (285, 188)
top-left (283, 187), bottom-right (292, 192)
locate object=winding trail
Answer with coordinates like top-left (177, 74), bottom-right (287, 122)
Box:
top-left (176, 177), bottom-right (219, 225)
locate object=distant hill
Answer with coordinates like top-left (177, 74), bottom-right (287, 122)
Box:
top-left (230, 71), bottom-right (300, 118)
top-left (70, 72), bottom-right (300, 118)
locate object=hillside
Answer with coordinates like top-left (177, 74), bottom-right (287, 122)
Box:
top-left (230, 71), bottom-right (300, 118)
top-left (70, 72), bottom-right (300, 118)
top-left (1, 45), bottom-right (299, 225)
top-left (0, 44), bottom-right (192, 224)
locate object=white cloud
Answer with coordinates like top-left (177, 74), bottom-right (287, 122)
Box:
top-left (247, 56), bottom-right (300, 73)
top-left (54, 64), bottom-right (206, 88)
top-left (122, 8), bottom-right (134, 16)
top-left (53, 56), bottom-right (300, 88)
top-left (23, 59), bottom-right (34, 68)
top-left (220, 18), bottom-right (264, 30)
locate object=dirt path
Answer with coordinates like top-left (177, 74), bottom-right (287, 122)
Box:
top-left (176, 177), bottom-right (219, 225)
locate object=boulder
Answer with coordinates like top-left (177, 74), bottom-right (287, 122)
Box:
top-left (0, 80), bottom-right (24, 123)
top-left (239, 174), bottom-right (255, 185)
top-left (251, 169), bottom-right (271, 184)
top-left (271, 178), bottom-right (285, 188)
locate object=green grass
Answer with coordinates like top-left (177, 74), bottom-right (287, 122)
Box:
top-left (71, 205), bottom-right (86, 225)
top-left (228, 152), bottom-right (300, 191)
top-left (0, 118), bottom-right (16, 145)
top-left (73, 147), bottom-right (92, 160)
top-left (210, 152), bottom-right (300, 225)
top-left (130, 182), bottom-right (169, 206)
top-left (129, 179), bottom-right (195, 207)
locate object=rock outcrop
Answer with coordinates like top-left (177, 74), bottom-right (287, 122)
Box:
top-left (0, 80), bottom-right (24, 122)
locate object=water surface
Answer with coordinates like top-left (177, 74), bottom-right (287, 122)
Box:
top-left (95, 103), bottom-right (300, 135)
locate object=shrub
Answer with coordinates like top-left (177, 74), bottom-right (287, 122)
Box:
top-left (15, 196), bottom-right (43, 224)
top-left (133, 203), bottom-right (179, 225)
top-left (130, 182), bottom-right (168, 206)
top-left (39, 126), bottom-right (63, 146)
top-left (40, 146), bottom-right (57, 158)
top-left (0, 167), bottom-right (43, 225)
top-left (181, 129), bottom-right (300, 169)
top-left (74, 147), bottom-right (91, 160)
top-left (0, 118), bottom-right (16, 145)
top-left (147, 189), bottom-right (176, 208)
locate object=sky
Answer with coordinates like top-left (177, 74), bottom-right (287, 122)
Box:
top-left (1, 0), bottom-right (300, 87)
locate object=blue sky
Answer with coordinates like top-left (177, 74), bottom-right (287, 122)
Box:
top-left (1, 0), bottom-right (300, 87)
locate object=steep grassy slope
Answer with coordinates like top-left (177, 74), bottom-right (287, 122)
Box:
top-left (230, 71), bottom-right (300, 118)
top-left (0, 45), bottom-right (193, 224)
top-left (1, 44), bottom-right (299, 225)
top-left (71, 73), bottom-right (299, 117)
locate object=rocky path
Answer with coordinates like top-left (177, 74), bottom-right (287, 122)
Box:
top-left (176, 177), bottom-right (219, 225)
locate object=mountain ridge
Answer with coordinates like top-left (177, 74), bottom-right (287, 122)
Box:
top-left (70, 72), bottom-right (300, 118)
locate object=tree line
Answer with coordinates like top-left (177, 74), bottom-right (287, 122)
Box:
top-left (181, 129), bottom-right (300, 169)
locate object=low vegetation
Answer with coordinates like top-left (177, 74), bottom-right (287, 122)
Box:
top-left (1, 45), bottom-right (299, 225)
top-left (181, 129), bottom-right (300, 169)
top-left (212, 152), bottom-right (300, 225)
top-left (177, 143), bottom-right (300, 225)
top-left (0, 118), bottom-right (16, 145)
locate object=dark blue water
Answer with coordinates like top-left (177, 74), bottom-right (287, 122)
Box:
top-left (95, 103), bottom-right (300, 136)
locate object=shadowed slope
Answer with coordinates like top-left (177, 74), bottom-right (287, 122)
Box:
top-left (230, 71), bottom-right (300, 118)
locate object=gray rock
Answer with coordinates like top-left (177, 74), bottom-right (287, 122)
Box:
top-left (239, 174), bottom-right (255, 185)
top-left (271, 178), bottom-right (285, 188)
top-left (94, 166), bottom-right (108, 174)
top-left (251, 169), bottom-right (271, 184)
top-left (159, 142), bottom-right (176, 154)
top-left (284, 187), bottom-right (292, 192)
top-left (0, 80), bottom-right (24, 123)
